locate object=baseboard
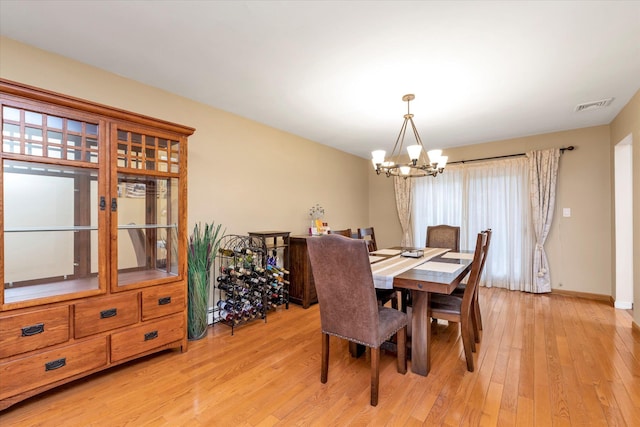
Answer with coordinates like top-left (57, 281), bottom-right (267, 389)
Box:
top-left (614, 300), bottom-right (633, 310)
top-left (551, 288), bottom-right (612, 304)
top-left (633, 320), bottom-right (640, 335)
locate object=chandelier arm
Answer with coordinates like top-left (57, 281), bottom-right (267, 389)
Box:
top-left (407, 116), bottom-right (429, 167)
top-left (391, 118), bottom-right (410, 162)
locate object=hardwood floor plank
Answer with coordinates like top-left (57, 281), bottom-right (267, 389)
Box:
top-left (1, 288), bottom-right (638, 426)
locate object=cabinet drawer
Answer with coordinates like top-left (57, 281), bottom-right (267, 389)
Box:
top-left (111, 313), bottom-right (184, 362)
top-left (74, 293), bottom-right (139, 338)
top-left (0, 336), bottom-right (108, 400)
top-left (0, 306), bottom-right (70, 359)
top-left (141, 283), bottom-right (185, 320)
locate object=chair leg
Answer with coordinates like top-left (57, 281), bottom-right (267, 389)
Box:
top-left (397, 326), bottom-right (407, 375)
top-left (321, 333), bottom-right (329, 383)
top-left (461, 322), bottom-right (475, 372)
top-left (370, 346), bottom-right (380, 406)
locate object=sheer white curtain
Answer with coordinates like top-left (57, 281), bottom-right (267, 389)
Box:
top-left (412, 157), bottom-right (533, 290)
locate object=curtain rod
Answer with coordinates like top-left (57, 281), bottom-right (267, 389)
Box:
top-left (448, 146), bottom-right (575, 165)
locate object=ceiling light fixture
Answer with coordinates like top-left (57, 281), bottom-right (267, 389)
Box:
top-left (372, 94), bottom-right (447, 179)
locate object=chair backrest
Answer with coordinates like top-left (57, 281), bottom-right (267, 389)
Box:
top-left (426, 225), bottom-right (460, 251)
top-left (357, 227), bottom-right (377, 252)
top-left (478, 228), bottom-right (492, 279)
top-left (460, 231), bottom-right (488, 314)
top-left (306, 234), bottom-right (381, 347)
top-left (328, 228), bottom-right (352, 237)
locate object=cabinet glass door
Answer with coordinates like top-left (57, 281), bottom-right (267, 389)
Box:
top-left (115, 174), bottom-right (179, 287)
top-left (112, 124), bottom-right (183, 289)
top-left (2, 159), bottom-right (101, 304)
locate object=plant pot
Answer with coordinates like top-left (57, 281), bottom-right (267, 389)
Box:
top-left (187, 269), bottom-right (209, 340)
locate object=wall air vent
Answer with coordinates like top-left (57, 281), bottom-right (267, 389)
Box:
top-left (575, 98), bottom-right (614, 112)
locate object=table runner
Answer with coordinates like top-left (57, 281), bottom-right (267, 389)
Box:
top-left (441, 251), bottom-right (474, 260)
top-left (413, 261), bottom-right (465, 274)
top-left (370, 247), bottom-right (449, 289)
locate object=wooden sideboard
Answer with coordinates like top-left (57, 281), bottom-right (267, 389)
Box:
top-left (289, 236), bottom-right (318, 309)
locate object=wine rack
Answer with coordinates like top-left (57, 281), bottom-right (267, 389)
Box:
top-left (215, 235), bottom-right (289, 335)
top-left (248, 231), bottom-right (290, 309)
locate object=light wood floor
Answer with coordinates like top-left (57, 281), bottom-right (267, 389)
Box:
top-left (1, 287), bottom-right (639, 426)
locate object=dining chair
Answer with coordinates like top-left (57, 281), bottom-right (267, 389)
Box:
top-left (452, 228), bottom-right (492, 340)
top-left (356, 226), bottom-right (398, 308)
top-left (328, 228), bottom-right (352, 237)
top-left (399, 225), bottom-right (461, 312)
top-left (306, 234), bottom-right (408, 406)
top-left (357, 227), bottom-right (378, 252)
top-left (428, 230), bottom-right (487, 372)
top-left (426, 224), bottom-right (460, 251)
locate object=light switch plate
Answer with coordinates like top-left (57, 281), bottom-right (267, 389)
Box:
top-left (563, 208), bottom-right (571, 217)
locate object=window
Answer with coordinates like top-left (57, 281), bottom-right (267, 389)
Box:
top-left (412, 157), bottom-right (533, 290)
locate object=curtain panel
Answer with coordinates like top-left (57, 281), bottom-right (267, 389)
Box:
top-left (393, 176), bottom-right (413, 247)
top-left (527, 148), bottom-right (560, 293)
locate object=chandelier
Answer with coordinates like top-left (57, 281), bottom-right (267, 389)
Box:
top-left (371, 94), bottom-right (447, 178)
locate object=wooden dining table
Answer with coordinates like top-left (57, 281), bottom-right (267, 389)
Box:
top-left (370, 248), bottom-right (474, 376)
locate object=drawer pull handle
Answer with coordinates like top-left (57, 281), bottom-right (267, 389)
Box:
top-left (144, 331), bottom-right (158, 341)
top-left (45, 358), bottom-right (66, 371)
top-left (158, 296), bottom-right (171, 305)
top-left (100, 308), bottom-right (117, 319)
top-left (22, 323), bottom-right (45, 337)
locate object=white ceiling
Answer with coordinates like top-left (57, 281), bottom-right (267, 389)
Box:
top-left (1, 1), bottom-right (639, 158)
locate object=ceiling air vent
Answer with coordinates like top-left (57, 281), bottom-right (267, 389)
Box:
top-left (575, 98), bottom-right (614, 112)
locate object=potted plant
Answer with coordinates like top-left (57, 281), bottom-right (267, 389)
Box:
top-left (187, 222), bottom-right (224, 340)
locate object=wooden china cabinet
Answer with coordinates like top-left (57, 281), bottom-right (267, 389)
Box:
top-left (0, 79), bottom-right (194, 410)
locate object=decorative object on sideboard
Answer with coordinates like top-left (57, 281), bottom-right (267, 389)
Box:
top-left (308, 203), bottom-right (327, 235)
top-left (371, 94), bottom-right (447, 179)
top-left (187, 222), bottom-right (224, 340)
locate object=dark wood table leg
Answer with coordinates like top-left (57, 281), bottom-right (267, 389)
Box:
top-left (411, 289), bottom-right (430, 376)
top-left (349, 342), bottom-right (366, 358)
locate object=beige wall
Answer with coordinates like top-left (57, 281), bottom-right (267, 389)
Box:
top-left (610, 89), bottom-right (640, 326)
top-left (370, 125), bottom-right (613, 296)
top-left (0, 37), bottom-right (371, 239)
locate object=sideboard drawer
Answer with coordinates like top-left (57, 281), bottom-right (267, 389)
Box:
top-left (74, 293), bottom-right (139, 338)
top-left (0, 306), bottom-right (70, 359)
top-left (110, 313), bottom-right (184, 362)
top-left (0, 336), bottom-right (108, 400)
top-left (141, 282), bottom-right (185, 320)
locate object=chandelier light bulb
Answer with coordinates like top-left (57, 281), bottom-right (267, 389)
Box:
top-left (372, 150), bottom-right (386, 164)
top-left (438, 155), bottom-right (448, 169)
top-left (427, 149), bottom-right (442, 164)
top-left (406, 144), bottom-right (422, 161)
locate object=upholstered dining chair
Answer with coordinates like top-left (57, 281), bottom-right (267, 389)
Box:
top-left (428, 231), bottom-right (487, 372)
top-left (328, 228), bottom-right (352, 237)
top-left (306, 234), bottom-right (408, 406)
top-left (426, 224), bottom-right (460, 251)
top-left (452, 228), bottom-right (492, 341)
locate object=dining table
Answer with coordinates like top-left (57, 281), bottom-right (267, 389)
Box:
top-left (369, 247), bottom-right (474, 376)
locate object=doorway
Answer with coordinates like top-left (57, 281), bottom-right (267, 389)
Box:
top-left (614, 134), bottom-right (633, 309)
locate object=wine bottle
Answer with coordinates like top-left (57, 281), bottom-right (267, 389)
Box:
top-left (218, 248), bottom-right (234, 257)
